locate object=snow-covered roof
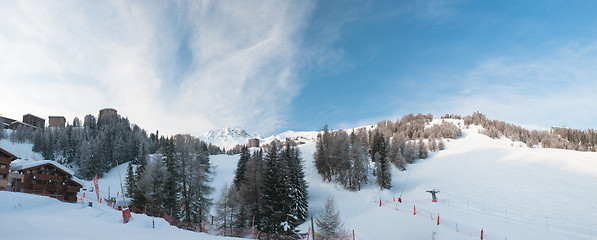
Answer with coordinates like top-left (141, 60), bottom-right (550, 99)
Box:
top-left (10, 159), bottom-right (75, 176)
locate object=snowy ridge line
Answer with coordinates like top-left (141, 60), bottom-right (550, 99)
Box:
top-left (380, 201), bottom-right (486, 240)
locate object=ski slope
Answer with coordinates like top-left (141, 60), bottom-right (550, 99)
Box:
top-left (2, 121), bottom-right (597, 239)
top-left (294, 124), bottom-right (597, 240)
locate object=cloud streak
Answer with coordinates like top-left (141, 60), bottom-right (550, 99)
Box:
top-left (426, 42), bottom-right (597, 130)
top-left (0, 0), bottom-right (314, 136)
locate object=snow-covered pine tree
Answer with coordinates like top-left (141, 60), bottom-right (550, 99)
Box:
top-left (283, 140), bottom-right (308, 229)
top-left (316, 196), bottom-right (345, 238)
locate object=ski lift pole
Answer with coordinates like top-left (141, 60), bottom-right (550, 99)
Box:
top-left (426, 189), bottom-right (440, 202)
top-left (399, 172), bottom-right (410, 202)
top-left (114, 159), bottom-right (127, 207)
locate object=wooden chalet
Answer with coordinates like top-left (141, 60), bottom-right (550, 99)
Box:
top-left (10, 160), bottom-right (82, 202)
top-left (0, 148), bottom-right (19, 190)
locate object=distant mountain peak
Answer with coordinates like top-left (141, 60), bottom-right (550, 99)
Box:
top-left (199, 128), bottom-right (261, 149)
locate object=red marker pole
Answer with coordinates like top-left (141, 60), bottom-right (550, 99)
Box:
top-left (480, 228), bottom-right (484, 240)
top-left (380, 199), bottom-right (382, 207)
top-left (437, 214), bottom-right (440, 225)
top-left (414, 205), bottom-right (416, 215)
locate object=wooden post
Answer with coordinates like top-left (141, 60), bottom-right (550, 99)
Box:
top-left (352, 229), bottom-right (355, 240)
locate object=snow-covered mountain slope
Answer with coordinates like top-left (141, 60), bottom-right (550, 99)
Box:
top-left (210, 122), bottom-right (597, 240)
top-left (296, 124), bottom-right (597, 240)
top-left (198, 128), bottom-right (261, 149)
top-left (262, 130), bottom-right (319, 144)
top-left (3, 120), bottom-right (597, 239)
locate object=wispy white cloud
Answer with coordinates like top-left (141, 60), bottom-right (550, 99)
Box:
top-left (425, 43), bottom-right (597, 130)
top-left (0, 1), bottom-right (314, 136)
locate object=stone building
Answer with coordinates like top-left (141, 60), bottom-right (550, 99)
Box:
top-left (48, 116), bottom-right (66, 128)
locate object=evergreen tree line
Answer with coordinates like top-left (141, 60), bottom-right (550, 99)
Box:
top-left (5, 113), bottom-right (223, 180)
top-left (214, 140), bottom-right (308, 235)
top-left (463, 112), bottom-right (597, 151)
top-left (314, 113), bottom-right (458, 190)
top-left (126, 134), bottom-right (214, 223)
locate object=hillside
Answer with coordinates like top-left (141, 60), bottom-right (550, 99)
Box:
top-left (2, 120), bottom-right (597, 239)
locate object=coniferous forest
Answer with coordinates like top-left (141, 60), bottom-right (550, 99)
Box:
top-left (214, 139), bottom-right (308, 235)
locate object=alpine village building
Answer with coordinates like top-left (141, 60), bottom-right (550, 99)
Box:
top-left (0, 147), bottom-right (82, 202)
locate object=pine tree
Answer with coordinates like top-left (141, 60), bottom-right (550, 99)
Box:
top-left (370, 131), bottom-right (386, 162)
top-left (374, 152), bottom-right (391, 189)
top-left (233, 146), bottom-right (250, 189)
top-left (162, 138), bottom-right (180, 217)
top-left (283, 141), bottom-right (308, 228)
top-left (188, 145), bottom-right (214, 223)
top-left (125, 162), bottom-right (136, 198)
top-left (238, 150), bottom-right (264, 227)
top-left (316, 196), bottom-right (345, 238)
top-left (131, 145), bottom-right (148, 209)
top-left (260, 143), bottom-right (291, 234)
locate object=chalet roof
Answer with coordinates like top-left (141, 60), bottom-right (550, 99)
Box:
top-left (0, 147), bottom-right (18, 160)
top-left (10, 159), bottom-right (75, 177)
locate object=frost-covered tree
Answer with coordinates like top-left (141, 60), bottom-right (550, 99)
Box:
top-left (438, 139), bottom-right (445, 150)
top-left (404, 141), bottom-right (418, 164)
top-left (316, 196), bottom-right (345, 238)
top-left (215, 184), bottom-right (236, 234)
top-left (349, 137), bottom-right (368, 190)
top-left (417, 138), bottom-right (428, 159)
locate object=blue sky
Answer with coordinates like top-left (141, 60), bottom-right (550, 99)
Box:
top-left (1, 1), bottom-right (597, 136)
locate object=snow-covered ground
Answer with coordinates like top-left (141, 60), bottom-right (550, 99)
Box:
top-left (2, 121), bottom-right (597, 239)
top-left (0, 191), bottom-right (240, 240)
top-left (296, 124), bottom-right (597, 240)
